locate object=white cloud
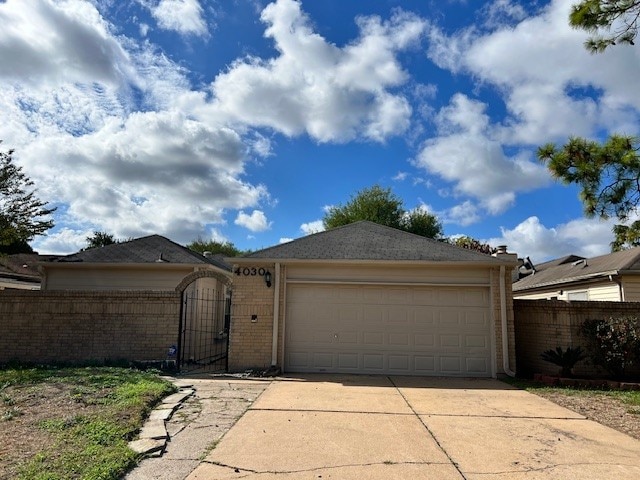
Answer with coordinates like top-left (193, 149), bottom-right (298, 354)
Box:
top-left (393, 171), bottom-right (408, 181)
top-left (31, 228), bottom-right (90, 255)
top-left (488, 216), bottom-right (616, 262)
top-left (416, 94), bottom-right (550, 215)
top-left (279, 237), bottom-right (294, 244)
top-left (426, 0), bottom-right (640, 144)
top-left (0, 0), bottom-right (134, 88)
top-left (150, 0), bottom-right (208, 37)
top-left (441, 201), bottom-right (481, 227)
top-left (300, 220), bottom-right (324, 235)
top-left (235, 210), bottom-right (272, 232)
top-left (480, 0), bottom-right (527, 29)
top-left (19, 112), bottom-right (267, 246)
top-left (210, 0), bottom-right (426, 143)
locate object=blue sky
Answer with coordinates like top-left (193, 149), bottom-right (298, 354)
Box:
top-left (1, 0), bottom-right (639, 262)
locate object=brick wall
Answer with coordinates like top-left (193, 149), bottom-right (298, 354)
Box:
top-left (228, 266), bottom-right (275, 371)
top-left (514, 299), bottom-right (640, 377)
top-left (0, 290), bottom-right (180, 364)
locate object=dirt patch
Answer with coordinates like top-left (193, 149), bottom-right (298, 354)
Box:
top-left (0, 383), bottom-right (99, 479)
top-left (534, 390), bottom-right (640, 440)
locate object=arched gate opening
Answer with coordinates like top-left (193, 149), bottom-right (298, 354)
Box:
top-left (175, 270), bottom-right (232, 373)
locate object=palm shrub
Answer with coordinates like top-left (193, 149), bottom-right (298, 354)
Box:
top-left (579, 316), bottom-right (640, 378)
top-left (540, 346), bottom-right (587, 377)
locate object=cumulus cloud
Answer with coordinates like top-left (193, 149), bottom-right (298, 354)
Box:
top-left (32, 228), bottom-right (90, 255)
top-left (441, 201), bottom-right (481, 227)
top-left (20, 112), bottom-right (267, 244)
top-left (415, 94), bottom-right (550, 214)
top-left (149, 0), bottom-right (209, 37)
top-left (488, 216), bottom-right (616, 262)
top-left (235, 210), bottom-right (272, 232)
top-left (426, 0), bottom-right (640, 144)
top-left (210, 0), bottom-right (426, 143)
top-left (300, 220), bottom-right (324, 235)
top-left (0, 0), bottom-right (134, 87)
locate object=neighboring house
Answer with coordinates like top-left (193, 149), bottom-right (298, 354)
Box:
top-left (228, 221), bottom-right (518, 378)
top-left (513, 247), bottom-right (640, 301)
top-left (40, 235), bottom-right (231, 291)
top-left (0, 254), bottom-right (55, 290)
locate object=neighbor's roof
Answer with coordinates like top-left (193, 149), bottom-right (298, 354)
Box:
top-left (513, 247), bottom-right (640, 292)
top-left (239, 221), bottom-right (513, 263)
top-left (46, 235), bottom-right (231, 271)
top-left (0, 254), bottom-right (56, 283)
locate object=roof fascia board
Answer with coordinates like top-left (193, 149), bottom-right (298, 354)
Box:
top-left (513, 270), bottom-right (620, 292)
top-left (228, 258), bottom-right (517, 267)
top-left (40, 262), bottom-right (228, 273)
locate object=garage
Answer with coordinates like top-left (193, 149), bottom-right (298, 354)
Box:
top-left (228, 221), bottom-right (517, 378)
top-left (285, 283), bottom-right (492, 376)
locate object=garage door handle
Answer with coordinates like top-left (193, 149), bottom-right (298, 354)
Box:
top-left (334, 333), bottom-right (338, 339)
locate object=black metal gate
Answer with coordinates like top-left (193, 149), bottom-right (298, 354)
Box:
top-left (177, 283), bottom-right (231, 373)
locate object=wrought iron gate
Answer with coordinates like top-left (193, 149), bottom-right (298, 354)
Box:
top-left (177, 283), bottom-right (231, 373)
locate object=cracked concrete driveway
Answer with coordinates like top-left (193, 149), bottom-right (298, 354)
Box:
top-left (188, 375), bottom-right (640, 479)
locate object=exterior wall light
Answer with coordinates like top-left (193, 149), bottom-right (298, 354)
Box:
top-left (264, 270), bottom-right (272, 288)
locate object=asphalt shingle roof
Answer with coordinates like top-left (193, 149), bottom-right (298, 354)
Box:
top-left (49, 235), bottom-right (231, 271)
top-left (513, 247), bottom-right (640, 291)
top-left (243, 221), bottom-right (507, 263)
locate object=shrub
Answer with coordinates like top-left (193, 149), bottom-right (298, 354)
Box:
top-left (540, 346), bottom-right (587, 377)
top-left (580, 316), bottom-right (640, 378)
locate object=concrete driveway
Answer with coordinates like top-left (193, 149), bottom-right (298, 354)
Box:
top-left (188, 375), bottom-right (640, 479)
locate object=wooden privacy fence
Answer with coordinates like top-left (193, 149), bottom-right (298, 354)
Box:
top-left (0, 290), bottom-right (180, 365)
top-left (514, 299), bottom-right (640, 377)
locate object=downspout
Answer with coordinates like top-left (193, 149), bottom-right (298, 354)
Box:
top-left (500, 265), bottom-right (516, 377)
top-left (271, 263), bottom-right (281, 366)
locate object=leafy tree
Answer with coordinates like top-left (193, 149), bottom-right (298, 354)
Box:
top-left (0, 145), bottom-right (55, 249)
top-left (401, 209), bottom-right (444, 239)
top-left (323, 185), bottom-right (444, 239)
top-left (570, 0), bottom-right (640, 52)
top-left (187, 238), bottom-right (245, 257)
top-left (85, 231), bottom-right (118, 250)
top-left (538, 3), bottom-right (640, 250)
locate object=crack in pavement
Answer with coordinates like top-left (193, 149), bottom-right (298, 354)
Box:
top-left (206, 459), bottom-right (457, 475)
top-left (388, 375), bottom-right (468, 480)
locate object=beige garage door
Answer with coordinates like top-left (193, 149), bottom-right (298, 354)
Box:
top-left (285, 283), bottom-right (493, 377)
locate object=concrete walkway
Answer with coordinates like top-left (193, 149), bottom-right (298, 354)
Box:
top-left (125, 376), bottom-right (270, 480)
top-left (187, 374), bottom-right (640, 480)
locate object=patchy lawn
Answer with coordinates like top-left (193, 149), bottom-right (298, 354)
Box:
top-left (506, 378), bottom-right (640, 441)
top-left (0, 366), bottom-right (176, 480)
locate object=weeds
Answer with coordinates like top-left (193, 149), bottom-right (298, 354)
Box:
top-left (0, 366), bottom-right (177, 479)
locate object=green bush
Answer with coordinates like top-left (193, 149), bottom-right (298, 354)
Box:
top-left (580, 316), bottom-right (640, 378)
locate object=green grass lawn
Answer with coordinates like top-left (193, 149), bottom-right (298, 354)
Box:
top-left (504, 377), bottom-right (640, 412)
top-left (0, 366), bottom-right (177, 480)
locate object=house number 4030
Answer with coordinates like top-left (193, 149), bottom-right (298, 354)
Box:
top-left (234, 267), bottom-right (267, 276)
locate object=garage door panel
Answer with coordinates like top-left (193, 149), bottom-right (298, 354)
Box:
top-left (285, 284), bottom-right (492, 377)
top-left (464, 310), bottom-right (488, 326)
top-left (312, 353), bottom-right (333, 368)
top-left (337, 353), bottom-right (358, 369)
top-left (363, 332), bottom-right (384, 345)
top-left (415, 334), bottom-right (435, 347)
top-left (415, 356), bottom-right (436, 373)
top-left (388, 333), bottom-right (409, 346)
top-left (338, 331), bottom-right (358, 344)
top-left (363, 354), bottom-right (384, 370)
top-left (437, 310), bottom-right (461, 326)
top-left (465, 335), bottom-right (487, 348)
top-left (466, 358), bottom-right (490, 374)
